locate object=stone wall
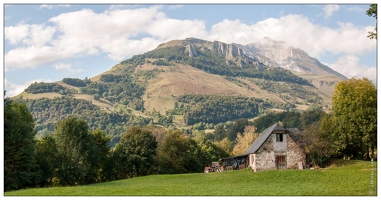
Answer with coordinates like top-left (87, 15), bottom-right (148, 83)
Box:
top-left (286, 134), bottom-right (306, 169)
top-left (251, 132), bottom-right (305, 172)
top-left (252, 134), bottom-right (276, 172)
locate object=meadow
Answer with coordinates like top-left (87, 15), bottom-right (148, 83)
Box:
top-left (5, 159), bottom-right (377, 196)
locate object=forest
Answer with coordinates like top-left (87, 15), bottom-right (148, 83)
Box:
top-left (22, 96), bottom-right (150, 145)
top-left (176, 94), bottom-right (266, 125)
top-left (4, 99), bottom-right (230, 191)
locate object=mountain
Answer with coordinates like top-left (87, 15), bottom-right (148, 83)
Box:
top-left (14, 37), bottom-right (346, 140)
top-left (242, 37), bottom-right (346, 79)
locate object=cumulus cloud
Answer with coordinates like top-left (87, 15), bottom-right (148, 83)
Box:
top-left (323, 5), bottom-right (340, 18)
top-left (5, 46), bottom-right (59, 70)
top-left (4, 6), bottom-right (208, 70)
top-left (5, 78), bottom-right (54, 97)
top-left (5, 23), bottom-right (56, 46)
top-left (54, 62), bottom-right (83, 74)
top-left (207, 14), bottom-right (376, 59)
top-left (324, 55), bottom-right (377, 84)
top-left (4, 5), bottom-right (376, 83)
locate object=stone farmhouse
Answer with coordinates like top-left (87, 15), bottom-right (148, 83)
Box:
top-left (221, 123), bottom-right (306, 172)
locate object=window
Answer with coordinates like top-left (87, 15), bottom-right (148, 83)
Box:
top-left (276, 156), bottom-right (286, 169)
top-left (276, 134), bottom-right (283, 142)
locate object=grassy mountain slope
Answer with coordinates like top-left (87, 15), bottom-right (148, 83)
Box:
top-left (13, 38), bottom-right (345, 138)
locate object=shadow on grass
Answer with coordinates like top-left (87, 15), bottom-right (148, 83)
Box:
top-left (328, 158), bottom-right (363, 168)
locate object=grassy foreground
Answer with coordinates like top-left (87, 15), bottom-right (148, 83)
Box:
top-left (5, 159), bottom-right (377, 196)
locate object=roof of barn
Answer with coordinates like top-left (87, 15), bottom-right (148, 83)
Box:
top-left (244, 123), bottom-right (286, 154)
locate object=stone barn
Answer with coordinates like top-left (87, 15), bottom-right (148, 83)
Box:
top-left (221, 123), bottom-right (306, 172)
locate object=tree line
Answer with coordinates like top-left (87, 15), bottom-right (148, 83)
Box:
top-left (173, 94), bottom-right (271, 125)
top-left (22, 96), bottom-right (137, 141)
top-left (4, 99), bottom-right (230, 191)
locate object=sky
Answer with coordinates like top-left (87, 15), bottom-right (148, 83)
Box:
top-left (2, 2), bottom-right (378, 97)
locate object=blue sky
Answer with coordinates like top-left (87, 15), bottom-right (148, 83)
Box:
top-left (2, 3), bottom-right (378, 97)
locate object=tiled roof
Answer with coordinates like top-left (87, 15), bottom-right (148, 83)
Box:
top-left (244, 123), bottom-right (286, 154)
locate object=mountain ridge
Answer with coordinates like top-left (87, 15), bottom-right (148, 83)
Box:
top-left (14, 37), bottom-right (347, 138)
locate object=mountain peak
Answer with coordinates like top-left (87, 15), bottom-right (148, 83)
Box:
top-left (244, 37), bottom-right (346, 78)
top-left (259, 37), bottom-right (286, 46)
top-left (153, 37), bottom-right (345, 79)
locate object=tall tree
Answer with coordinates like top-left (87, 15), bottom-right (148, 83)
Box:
top-left (331, 78), bottom-right (377, 159)
top-left (88, 129), bottom-right (111, 182)
top-left (4, 99), bottom-right (38, 191)
top-left (35, 135), bottom-right (60, 187)
top-left (232, 126), bottom-right (259, 156)
top-left (193, 133), bottom-right (229, 167)
top-left (158, 130), bottom-right (202, 174)
top-left (53, 117), bottom-right (95, 186)
top-left (113, 127), bottom-right (157, 179)
top-left (366, 4), bottom-right (377, 39)
top-left (302, 115), bottom-right (342, 167)
top-left (226, 119), bottom-right (248, 142)
top-left (213, 137), bottom-right (233, 156)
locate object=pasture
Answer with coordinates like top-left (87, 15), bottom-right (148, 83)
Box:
top-left (5, 159), bottom-right (377, 196)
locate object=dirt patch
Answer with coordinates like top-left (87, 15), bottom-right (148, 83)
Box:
top-left (16, 92), bottom-right (62, 99)
top-left (71, 94), bottom-right (114, 112)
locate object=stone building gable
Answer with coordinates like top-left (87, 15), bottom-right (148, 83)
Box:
top-left (252, 134), bottom-right (276, 172)
top-left (250, 132), bottom-right (306, 172)
top-left (223, 123), bottom-right (306, 172)
top-left (286, 134), bottom-right (306, 169)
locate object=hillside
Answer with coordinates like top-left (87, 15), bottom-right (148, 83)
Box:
top-left (13, 37), bottom-right (346, 138)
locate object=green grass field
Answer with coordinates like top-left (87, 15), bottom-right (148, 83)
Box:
top-left (5, 159), bottom-right (377, 196)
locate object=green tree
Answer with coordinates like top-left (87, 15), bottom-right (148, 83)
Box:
top-left (113, 127), bottom-right (158, 179)
top-left (4, 99), bottom-right (38, 191)
top-left (158, 130), bottom-right (203, 174)
top-left (53, 117), bottom-right (95, 186)
top-left (302, 115), bottom-right (342, 167)
top-left (213, 137), bottom-right (233, 156)
top-left (366, 4), bottom-right (377, 39)
top-left (331, 78), bottom-right (377, 159)
top-left (213, 125), bottom-right (226, 141)
top-left (88, 129), bottom-right (111, 182)
top-left (226, 119), bottom-right (248, 142)
top-left (35, 135), bottom-right (60, 187)
top-left (93, 93), bottom-right (101, 100)
top-left (193, 134), bottom-right (228, 167)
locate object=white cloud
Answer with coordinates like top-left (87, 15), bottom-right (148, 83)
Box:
top-left (5, 23), bottom-right (57, 46)
top-left (4, 6), bottom-right (377, 84)
top-left (323, 5), bottom-right (340, 18)
top-left (207, 14), bottom-right (376, 59)
top-left (54, 62), bottom-right (83, 74)
top-left (4, 23), bottom-right (30, 45)
top-left (5, 46), bottom-right (59, 70)
top-left (324, 55), bottom-right (377, 84)
top-left (4, 79), bottom-right (54, 97)
top-left (5, 6), bottom-right (208, 69)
